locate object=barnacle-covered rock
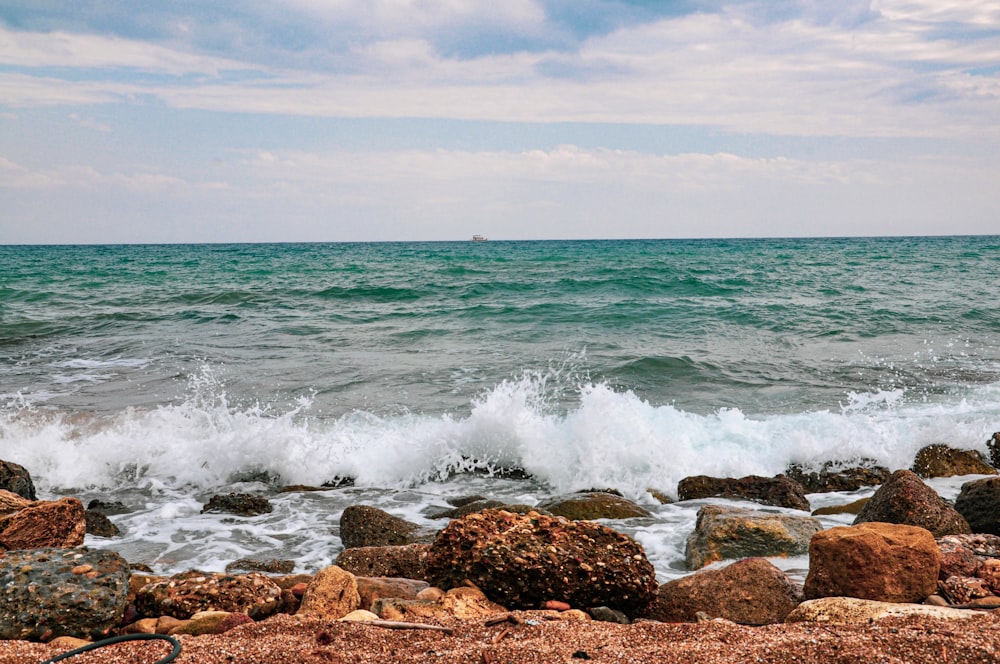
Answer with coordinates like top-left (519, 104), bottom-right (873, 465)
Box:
top-left (200, 492), bottom-right (272, 517)
top-left (425, 509), bottom-right (657, 617)
top-left (339, 505), bottom-right (436, 548)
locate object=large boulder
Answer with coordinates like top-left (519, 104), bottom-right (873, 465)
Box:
top-left (0, 547), bottom-right (130, 641)
top-left (339, 505), bottom-right (436, 549)
top-left (134, 570), bottom-right (282, 620)
top-left (0, 460), bottom-right (37, 500)
top-left (677, 475), bottom-right (810, 511)
top-left (954, 477), bottom-right (1000, 535)
top-left (786, 597), bottom-right (981, 624)
top-left (296, 565), bottom-right (361, 619)
top-left (334, 544), bottom-right (431, 581)
top-left (535, 492), bottom-right (652, 520)
top-left (685, 504), bottom-right (822, 570)
top-left (649, 558), bottom-right (800, 625)
top-left (804, 522), bottom-right (940, 603)
top-left (911, 444), bottom-right (996, 478)
top-left (852, 469), bottom-right (970, 536)
top-left (201, 492), bottom-right (273, 516)
top-left (425, 509), bottom-right (657, 617)
top-left (0, 496), bottom-right (87, 550)
top-left (785, 461), bottom-right (890, 493)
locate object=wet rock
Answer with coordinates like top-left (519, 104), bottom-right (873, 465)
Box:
top-left (297, 565), bottom-right (361, 619)
top-left (225, 558), bottom-right (295, 574)
top-left (0, 496), bottom-right (87, 550)
top-left (853, 469), bottom-right (970, 537)
top-left (0, 460), bottom-right (37, 500)
top-left (85, 509), bottom-right (120, 538)
top-left (955, 477), bottom-right (1000, 535)
top-left (334, 544), bottom-right (431, 581)
top-left (86, 499), bottom-right (129, 515)
top-left (356, 576), bottom-right (429, 611)
top-left (685, 505), bottom-right (822, 570)
top-left (912, 444), bottom-right (997, 478)
top-left (446, 495), bottom-right (488, 507)
top-left (134, 570), bottom-right (282, 620)
top-left (0, 547), bottom-right (130, 641)
top-left (426, 509), bottom-right (657, 617)
top-left (786, 597), bottom-right (981, 624)
top-left (804, 522), bottom-right (940, 603)
top-left (785, 461), bottom-right (891, 494)
top-left (339, 505), bottom-right (436, 549)
top-left (677, 475), bottom-right (810, 511)
top-left (646, 489), bottom-right (674, 504)
top-left (428, 499), bottom-right (506, 519)
top-left (535, 492), bottom-right (652, 520)
top-left (649, 557), bottom-right (801, 625)
top-left (0, 489), bottom-right (33, 515)
top-left (200, 492), bottom-right (273, 517)
top-left (811, 498), bottom-right (869, 516)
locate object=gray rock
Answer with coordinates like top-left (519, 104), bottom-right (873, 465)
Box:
top-left (677, 475), bottom-right (810, 511)
top-left (685, 505), bottom-right (822, 570)
top-left (955, 477), bottom-right (1000, 535)
top-left (0, 460), bottom-right (36, 501)
top-left (0, 547), bottom-right (130, 641)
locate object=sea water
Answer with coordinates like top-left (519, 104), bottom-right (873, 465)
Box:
top-left (2, 237), bottom-right (999, 582)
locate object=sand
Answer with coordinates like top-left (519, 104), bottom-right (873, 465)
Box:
top-left (3, 612), bottom-right (1000, 664)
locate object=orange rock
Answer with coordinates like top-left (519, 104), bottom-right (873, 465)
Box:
top-left (297, 565), bottom-right (361, 619)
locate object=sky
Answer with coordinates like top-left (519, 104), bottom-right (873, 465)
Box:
top-left (0, 1), bottom-right (998, 244)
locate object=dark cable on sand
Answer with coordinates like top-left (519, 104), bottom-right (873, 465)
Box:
top-left (40, 633), bottom-right (181, 664)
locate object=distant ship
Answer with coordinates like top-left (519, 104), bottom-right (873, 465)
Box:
top-left (471, 235), bottom-right (488, 242)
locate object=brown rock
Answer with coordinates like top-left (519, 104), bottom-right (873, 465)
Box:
top-left (811, 498), bottom-right (869, 516)
top-left (121, 618), bottom-right (158, 635)
top-left (685, 505), bottom-right (822, 570)
top-left (0, 497), bottom-right (87, 550)
top-left (339, 505), bottom-right (436, 549)
top-left (535, 492), bottom-right (652, 520)
top-left (804, 522), bottom-right (941, 603)
top-left (134, 571), bottom-right (283, 620)
top-left (977, 559), bottom-right (1000, 594)
top-left (84, 509), bottom-right (119, 538)
top-left (912, 444), bottom-right (997, 478)
top-left (955, 477), bottom-right (1000, 535)
top-left (355, 576), bottom-right (429, 611)
top-left (296, 565), bottom-right (361, 619)
top-left (677, 475), bottom-right (810, 511)
top-left (372, 586), bottom-right (505, 622)
top-left (425, 509), bottom-right (657, 617)
top-left (168, 611), bottom-right (241, 636)
top-left (649, 558), bottom-right (801, 625)
top-left (334, 544), bottom-right (431, 581)
top-left (939, 576), bottom-right (992, 604)
top-left (937, 535), bottom-right (985, 579)
top-left (853, 469), bottom-right (970, 536)
top-left (0, 489), bottom-right (33, 515)
top-left (0, 460), bottom-right (37, 500)
top-left (786, 597), bottom-right (981, 623)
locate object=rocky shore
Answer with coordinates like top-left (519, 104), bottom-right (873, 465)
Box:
top-left (4, 436), bottom-right (1000, 662)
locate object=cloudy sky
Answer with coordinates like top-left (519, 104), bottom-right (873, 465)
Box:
top-left (1, 1), bottom-right (998, 243)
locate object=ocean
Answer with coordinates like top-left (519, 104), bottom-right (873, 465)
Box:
top-left (2, 236), bottom-right (999, 582)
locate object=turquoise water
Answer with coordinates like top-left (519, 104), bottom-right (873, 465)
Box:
top-left (2, 237), bottom-right (999, 577)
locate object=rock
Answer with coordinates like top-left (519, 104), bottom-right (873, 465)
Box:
top-left (785, 597), bottom-right (983, 623)
top-left (588, 606), bottom-right (630, 624)
top-left (134, 570), bottom-right (283, 620)
top-left (649, 557), bottom-right (801, 625)
top-left (987, 432), bottom-right (1000, 468)
top-left (939, 575), bottom-right (992, 604)
top-left (296, 565), bottom-right (361, 619)
top-left (647, 489), bottom-right (674, 504)
top-left (977, 559), bottom-right (1000, 594)
top-left (804, 522), bottom-right (941, 603)
top-left (200, 493), bottom-right (272, 517)
top-left (0, 496), bottom-right (87, 550)
top-left (356, 576), bottom-right (429, 611)
top-left (0, 490), bottom-right (33, 516)
top-left (425, 509), bottom-right (657, 617)
top-left (340, 609), bottom-right (380, 622)
top-left (225, 558), bottom-right (295, 574)
top-left (811, 498), bottom-right (869, 516)
top-left (535, 492), bottom-right (652, 520)
top-left (167, 611), bottom-right (249, 636)
top-left (334, 544), bottom-right (431, 581)
top-left (372, 585), bottom-right (506, 622)
top-left (937, 535), bottom-right (987, 579)
top-left (0, 547), bottom-right (130, 641)
top-left (912, 444), bottom-right (997, 478)
top-left (685, 505), bottom-right (822, 570)
top-left (339, 505), bottom-right (436, 549)
top-left (677, 475), bottom-right (810, 511)
top-left (0, 460), bottom-right (37, 500)
top-left (785, 461), bottom-right (890, 493)
top-left (955, 477), bottom-right (1000, 535)
top-left (87, 499), bottom-right (129, 515)
top-left (84, 509), bottom-right (120, 538)
top-left (121, 618), bottom-right (158, 634)
top-left (853, 469), bottom-right (970, 537)
top-left (429, 499), bottom-right (506, 519)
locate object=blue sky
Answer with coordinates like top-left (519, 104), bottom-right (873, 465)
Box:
top-left (1, 0), bottom-right (998, 243)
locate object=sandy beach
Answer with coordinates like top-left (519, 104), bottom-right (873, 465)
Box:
top-left (3, 612), bottom-right (1000, 664)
